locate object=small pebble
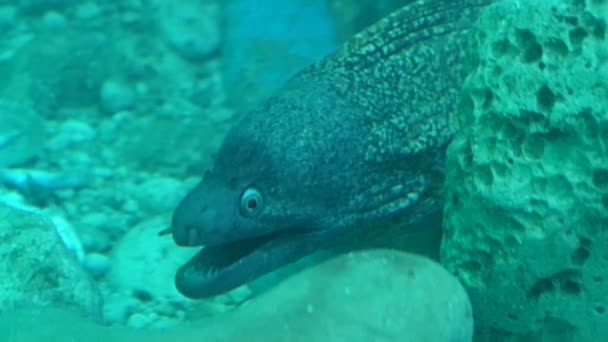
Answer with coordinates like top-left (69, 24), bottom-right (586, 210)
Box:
top-left (102, 292), bottom-right (134, 324)
top-left (42, 11), bottom-right (67, 30)
top-left (75, 2), bottom-right (101, 20)
top-left (83, 252), bottom-right (111, 278)
top-left (19, 0), bottom-right (75, 15)
top-left (122, 199), bottom-right (139, 214)
top-left (0, 6), bottom-right (17, 29)
top-left (132, 177), bottom-right (183, 213)
top-left (80, 211), bottom-right (127, 239)
top-left (79, 228), bottom-right (111, 253)
top-left (159, 2), bottom-right (220, 61)
top-left (100, 80), bottom-right (135, 113)
top-left (127, 312), bottom-right (154, 329)
top-left (47, 119), bottom-right (95, 150)
top-left (80, 212), bottom-right (107, 230)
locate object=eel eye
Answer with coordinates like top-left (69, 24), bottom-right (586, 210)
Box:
top-left (240, 187), bottom-right (263, 217)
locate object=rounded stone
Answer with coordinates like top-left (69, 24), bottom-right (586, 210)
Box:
top-left (42, 11), bottom-right (67, 30)
top-left (100, 80), bottom-right (135, 114)
top-left (0, 6), bottom-right (17, 29)
top-left (233, 250), bottom-right (474, 342)
top-left (0, 100), bottom-right (45, 167)
top-left (83, 252), bottom-right (111, 279)
top-left (75, 2), bottom-right (101, 20)
top-left (129, 176), bottom-right (185, 214)
top-left (158, 1), bottom-right (220, 61)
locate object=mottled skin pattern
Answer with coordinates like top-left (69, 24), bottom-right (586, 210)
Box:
top-left (170, 0), bottom-right (490, 298)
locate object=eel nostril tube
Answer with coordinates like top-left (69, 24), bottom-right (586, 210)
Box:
top-left (158, 226), bottom-right (172, 236)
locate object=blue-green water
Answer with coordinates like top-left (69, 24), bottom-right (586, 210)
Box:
top-left (0, 0), bottom-right (606, 341)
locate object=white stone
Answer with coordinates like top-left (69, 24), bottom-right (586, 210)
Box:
top-left (107, 216), bottom-right (196, 308)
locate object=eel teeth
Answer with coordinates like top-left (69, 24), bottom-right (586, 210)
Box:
top-left (206, 267), bottom-right (218, 277)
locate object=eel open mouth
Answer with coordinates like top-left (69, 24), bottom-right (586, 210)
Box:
top-left (175, 230), bottom-right (319, 299)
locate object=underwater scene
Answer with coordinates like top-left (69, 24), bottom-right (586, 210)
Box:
top-left (0, 0), bottom-right (606, 341)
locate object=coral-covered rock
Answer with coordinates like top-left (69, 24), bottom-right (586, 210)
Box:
top-left (0, 203), bottom-right (102, 319)
top-left (441, 0), bottom-right (608, 340)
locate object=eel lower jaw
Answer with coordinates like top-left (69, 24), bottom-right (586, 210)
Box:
top-left (175, 230), bottom-right (320, 299)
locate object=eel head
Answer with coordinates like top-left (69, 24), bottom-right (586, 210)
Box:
top-left (170, 169), bottom-right (326, 299)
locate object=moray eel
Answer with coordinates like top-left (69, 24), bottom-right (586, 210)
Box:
top-left (170, 0), bottom-right (490, 299)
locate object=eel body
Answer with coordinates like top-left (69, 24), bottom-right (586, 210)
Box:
top-left (170, 0), bottom-right (489, 298)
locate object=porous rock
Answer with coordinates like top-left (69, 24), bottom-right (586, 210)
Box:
top-left (441, 0), bottom-right (608, 340)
